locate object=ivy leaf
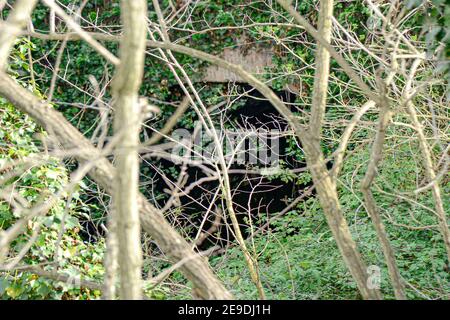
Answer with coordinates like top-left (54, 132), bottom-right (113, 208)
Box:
top-left (0, 277), bottom-right (10, 295)
top-left (6, 285), bottom-right (23, 298)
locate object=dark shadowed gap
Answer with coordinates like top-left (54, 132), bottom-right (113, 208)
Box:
top-left (138, 84), bottom-right (313, 251)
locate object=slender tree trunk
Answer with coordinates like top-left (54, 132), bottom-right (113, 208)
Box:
top-left (403, 60), bottom-right (450, 264)
top-left (301, 141), bottom-right (382, 299)
top-left (309, 0), bottom-right (333, 140)
top-left (304, 0), bottom-right (382, 299)
top-left (102, 207), bottom-right (118, 299)
top-left (406, 103), bottom-right (450, 263)
top-left (360, 92), bottom-right (406, 300)
top-left (111, 0), bottom-right (148, 299)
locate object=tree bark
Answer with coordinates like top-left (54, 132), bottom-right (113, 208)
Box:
top-left (110, 0), bottom-right (147, 300)
top-left (293, 0), bottom-right (382, 299)
top-left (309, 0), bottom-right (333, 140)
top-left (403, 60), bottom-right (450, 264)
top-left (361, 93), bottom-right (406, 300)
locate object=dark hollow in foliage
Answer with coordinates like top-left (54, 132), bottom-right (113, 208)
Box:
top-left (140, 85), bottom-right (313, 251)
top-left (76, 85), bottom-right (314, 248)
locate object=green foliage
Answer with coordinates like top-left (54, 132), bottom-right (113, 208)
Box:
top-left (407, 0), bottom-right (450, 96)
top-left (0, 98), bottom-right (105, 299)
top-left (0, 41), bottom-right (105, 300)
top-left (212, 132), bottom-right (449, 299)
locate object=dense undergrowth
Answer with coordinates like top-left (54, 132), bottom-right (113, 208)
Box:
top-left (0, 0), bottom-right (449, 299)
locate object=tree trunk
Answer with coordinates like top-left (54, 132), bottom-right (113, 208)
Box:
top-left (110, 0), bottom-right (148, 300)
